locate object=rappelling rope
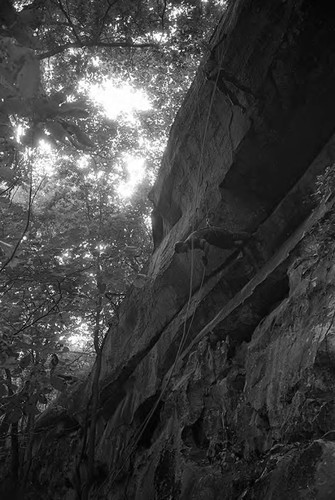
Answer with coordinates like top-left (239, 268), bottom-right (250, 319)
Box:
top-left (105, 264), bottom-right (207, 493)
top-left (105, 28), bottom-right (227, 492)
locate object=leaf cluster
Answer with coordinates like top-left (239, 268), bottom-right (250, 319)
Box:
top-left (0, 0), bottom-right (226, 484)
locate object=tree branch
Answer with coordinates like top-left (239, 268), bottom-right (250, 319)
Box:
top-left (0, 177), bottom-right (33, 274)
top-left (13, 293), bottom-right (63, 336)
top-left (160, 0), bottom-right (168, 30)
top-left (38, 40), bottom-right (158, 59)
top-left (57, 0), bottom-right (82, 45)
top-left (96, 0), bottom-right (120, 40)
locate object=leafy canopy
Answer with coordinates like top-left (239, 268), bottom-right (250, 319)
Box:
top-left (0, 0), bottom-right (225, 427)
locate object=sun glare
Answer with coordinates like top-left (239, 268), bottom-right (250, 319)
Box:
top-left (117, 155), bottom-right (146, 198)
top-left (77, 155), bottom-right (90, 169)
top-left (82, 79), bottom-right (152, 123)
top-left (66, 320), bottom-right (91, 350)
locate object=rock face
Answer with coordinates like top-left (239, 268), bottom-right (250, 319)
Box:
top-left (25, 1), bottom-right (335, 499)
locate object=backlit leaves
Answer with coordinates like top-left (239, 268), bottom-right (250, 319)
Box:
top-left (0, 0), bottom-right (224, 442)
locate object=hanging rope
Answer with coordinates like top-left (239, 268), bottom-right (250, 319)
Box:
top-left (103, 28), bottom-right (229, 493)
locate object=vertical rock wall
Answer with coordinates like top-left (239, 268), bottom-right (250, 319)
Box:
top-left (26, 1), bottom-right (335, 499)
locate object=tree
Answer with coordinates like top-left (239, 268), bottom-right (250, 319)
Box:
top-left (0, 0), bottom-right (225, 496)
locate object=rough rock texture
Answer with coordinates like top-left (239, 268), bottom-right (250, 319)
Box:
top-left (23, 1), bottom-right (335, 499)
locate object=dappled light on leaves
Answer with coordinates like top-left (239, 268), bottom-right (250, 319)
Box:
top-left (0, 0), bottom-right (226, 488)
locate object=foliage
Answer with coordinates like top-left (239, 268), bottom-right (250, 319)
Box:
top-left (0, 0), bottom-right (226, 493)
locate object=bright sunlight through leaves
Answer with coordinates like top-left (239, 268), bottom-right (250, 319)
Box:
top-left (82, 79), bottom-right (152, 123)
top-left (117, 155), bottom-right (146, 198)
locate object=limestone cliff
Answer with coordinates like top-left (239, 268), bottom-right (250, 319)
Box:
top-left (22, 1), bottom-right (335, 499)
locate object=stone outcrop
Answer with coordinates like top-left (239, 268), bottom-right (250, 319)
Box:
top-left (23, 1), bottom-right (335, 499)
